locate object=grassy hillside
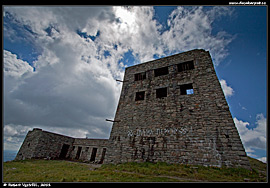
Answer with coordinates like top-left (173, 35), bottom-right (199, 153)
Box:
top-left (3, 157), bottom-right (266, 182)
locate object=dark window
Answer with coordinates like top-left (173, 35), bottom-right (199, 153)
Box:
top-left (75, 146), bottom-right (82, 160)
top-left (177, 60), bottom-right (194, 72)
top-left (135, 91), bottom-right (145, 101)
top-left (134, 72), bottom-right (146, 81)
top-left (154, 66), bottom-right (168, 77)
top-left (98, 148), bottom-right (106, 164)
top-left (85, 147), bottom-right (89, 152)
top-left (59, 144), bottom-right (70, 159)
top-left (180, 83), bottom-right (194, 95)
top-left (90, 148), bottom-right (98, 162)
top-left (156, 87), bottom-right (167, 98)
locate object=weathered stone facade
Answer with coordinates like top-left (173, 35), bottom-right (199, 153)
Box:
top-left (16, 49), bottom-right (250, 169)
top-left (70, 138), bottom-right (108, 163)
top-left (15, 128), bottom-right (108, 163)
top-left (104, 49), bottom-right (250, 169)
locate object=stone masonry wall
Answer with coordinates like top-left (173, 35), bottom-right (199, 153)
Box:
top-left (16, 128), bottom-right (75, 160)
top-left (104, 49), bottom-right (250, 169)
top-left (15, 128), bottom-right (108, 163)
top-left (15, 128), bottom-right (43, 160)
top-left (33, 130), bottom-right (75, 159)
top-left (70, 139), bottom-right (108, 163)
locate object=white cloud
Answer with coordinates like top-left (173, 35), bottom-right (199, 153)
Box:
top-left (162, 6), bottom-right (234, 65)
top-left (219, 79), bottom-right (234, 97)
top-left (4, 50), bottom-right (34, 78)
top-left (257, 157), bottom-right (266, 163)
top-left (234, 114), bottom-right (266, 158)
top-left (3, 6), bottom-right (235, 150)
top-left (4, 124), bottom-right (32, 151)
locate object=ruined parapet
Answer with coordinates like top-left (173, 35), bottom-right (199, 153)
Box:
top-left (105, 49), bottom-right (250, 169)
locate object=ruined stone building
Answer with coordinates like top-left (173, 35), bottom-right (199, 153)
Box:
top-left (15, 49), bottom-right (250, 169)
top-left (15, 128), bottom-right (108, 164)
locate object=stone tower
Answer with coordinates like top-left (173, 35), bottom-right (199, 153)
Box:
top-left (105, 49), bottom-right (250, 169)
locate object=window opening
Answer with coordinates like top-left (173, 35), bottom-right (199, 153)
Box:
top-left (98, 148), bottom-right (106, 164)
top-left (90, 148), bottom-right (98, 162)
top-left (59, 144), bottom-right (70, 159)
top-left (75, 146), bottom-right (82, 160)
top-left (156, 87), bottom-right (167, 98)
top-left (177, 60), bottom-right (194, 72)
top-left (134, 72), bottom-right (146, 81)
top-left (180, 83), bottom-right (194, 95)
top-left (135, 91), bottom-right (145, 101)
top-left (186, 89), bottom-right (194, 95)
top-left (154, 66), bottom-right (168, 77)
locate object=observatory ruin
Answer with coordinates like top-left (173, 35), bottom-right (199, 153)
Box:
top-left (15, 49), bottom-right (250, 169)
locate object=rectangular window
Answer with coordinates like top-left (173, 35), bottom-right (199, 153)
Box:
top-left (134, 72), bottom-right (146, 81)
top-left (59, 144), bottom-right (70, 159)
top-left (156, 87), bottom-right (167, 98)
top-left (177, 60), bottom-right (194, 72)
top-left (180, 83), bottom-right (194, 95)
top-left (90, 148), bottom-right (97, 162)
top-left (154, 66), bottom-right (168, 77)
top-left (75, 146), bottom-right (82, 160)
top-left (135, 91), bottom-right (145, 101)
top-left (98, 148), bottom-right (106, 164)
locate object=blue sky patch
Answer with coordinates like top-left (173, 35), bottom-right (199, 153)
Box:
top-left (77, 29), bottom-right (100, 41)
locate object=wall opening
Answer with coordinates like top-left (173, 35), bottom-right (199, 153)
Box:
top-left (156, 87), bottom-right (167, 98)
top-left (75, 146), bottom-right (82, 160)
top-left (177, 60), bottom-right (194, 72)
top-left (59, 144), bottom-right (70, 159)
top-left (135, 91), bottom-right (145, 101)
top-left (98, 148), bottom-right (106, 164)
top-left (134, 72), bottom-right (146, 81)
top-left (154, 66), bottom-right (168, 77)
top-left (180, 83), bottom-right (194, 95)
top-left (90, 148), bottom-right (98, 162)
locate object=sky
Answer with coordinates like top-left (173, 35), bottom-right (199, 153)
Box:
top-left (3, 6), bottom-right (267, 163)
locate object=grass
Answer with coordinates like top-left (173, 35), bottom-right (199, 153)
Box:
top-left (3, 157), bottom-right (267, 182)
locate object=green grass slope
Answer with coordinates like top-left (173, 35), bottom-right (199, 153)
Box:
top-left (3, 157), bottom-right (267, 182)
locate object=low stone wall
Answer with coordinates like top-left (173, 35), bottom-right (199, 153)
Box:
top-left (70, 138), bottom-right (108, 163)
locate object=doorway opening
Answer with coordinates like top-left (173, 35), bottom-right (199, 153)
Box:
top-left (75, 146), bottom-right (82, 160)
top-left (59, 144), bottom-right (70, 159)
top-left (90, 148), bottom-right (98, 162)
top-left (98, 148), bottom-right (107, 164)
